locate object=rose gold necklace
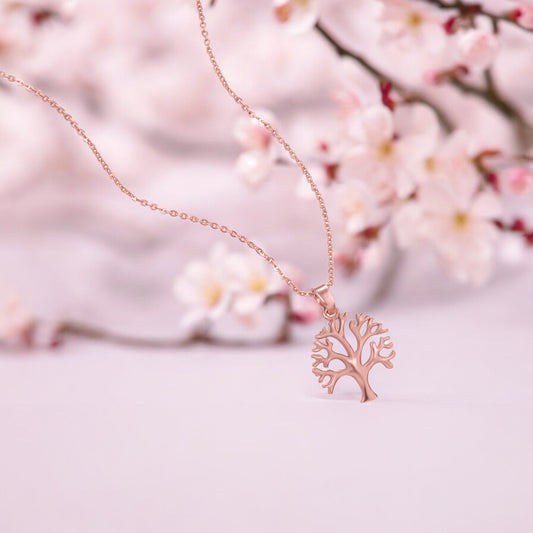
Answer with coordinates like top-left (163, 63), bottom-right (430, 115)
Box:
top-left (0, 0), bottom-right (396, 402)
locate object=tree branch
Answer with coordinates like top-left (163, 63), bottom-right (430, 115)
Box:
top-left (56, 317), bottom-right (291, 349)
top-left (315, 20), bottom-right (533, 147)
top-left (419, 0), bottom-right (533, 35)
top-left (314, 20), bottom-right (455, 132)
top-left (450, 69), bottom-right (533, 147)
top-left (365, 336), bottom-right (395, 370)
top-left (0, 294), bottom-right (296, 351)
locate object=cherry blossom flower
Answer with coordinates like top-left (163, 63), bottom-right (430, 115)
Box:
top-left (233, 111), bottom-right (276, 152)
top-left (290, 294), bottom-right (320, 323)
top-left (510, 3), bottom-right (533, 30)
top-left (408, 129), bottom-right (477, 185)
top-left (233, 111), bottom-right (277, 189)
top-left (394, 172), bottom-right (503, 284)
top-left (504, 166), bottom-right (533, 195)
top-left (379, 0), bottom-right (446, 52)
top-left (332, 89), bottom-right (363, 120)
top-left (499, 232), bottom-right (527, 264)
top-left (457, 28), bottom-right (499, 70)
top-left (235, 150), bottom-right (275, 189)
top-left (0, 288), bottom-right (34, 345)
top-left (334, 230), bottom-right (387, 273)
top-left (173, 245), bottom-right (232, 329)
top-left (225, 251), bottom-right (282, 319)
top-left (295, 137), bottom-right (345, 199)
top-left (273, 0), bottom-right (319, 33)
top-left (338, 179), bottom-right (386, 234)
top-left (333, 57), bottom-right (382, 123)
top-left (340, 104), bottom-right (439, 199)
top-left (423, 68), bottom-right (442, 86)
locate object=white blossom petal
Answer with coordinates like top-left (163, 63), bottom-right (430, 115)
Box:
top-left (359, 105), bottom-right (395, 145)
top-left (470, 191), bottom-right (502, 219)
top-left (235, 150), bottom-right (275, 189)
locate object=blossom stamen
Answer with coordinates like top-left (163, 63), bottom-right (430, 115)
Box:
top-left (204, 284), bottom-right (223, 307)
top-left (377, 141), bottom-right (394, 160)
top-left (453, 211), bottom-right (471, 231)
top-left (248, 276), bottom-right (268, 293)
top-left (406, 11), bottom-right (423, 28)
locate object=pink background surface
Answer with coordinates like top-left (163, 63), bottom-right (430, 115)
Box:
top-left (1, 238), bottom-right (531, 532)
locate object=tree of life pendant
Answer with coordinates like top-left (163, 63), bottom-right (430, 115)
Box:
top-left (311, 285), bottom-right (396, 403)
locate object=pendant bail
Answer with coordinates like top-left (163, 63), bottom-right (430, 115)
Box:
top-left (313, 285), bottom-right (337, 317)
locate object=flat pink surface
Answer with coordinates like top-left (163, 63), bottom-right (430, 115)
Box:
top-left (1, 266), bottom-right (531, 533)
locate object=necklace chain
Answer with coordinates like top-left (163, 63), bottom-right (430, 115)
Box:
top-left (0, 1), bottom-right (335, 298)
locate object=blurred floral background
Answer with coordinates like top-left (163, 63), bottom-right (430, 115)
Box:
top-left (0, 0), bottom-right (532, 349)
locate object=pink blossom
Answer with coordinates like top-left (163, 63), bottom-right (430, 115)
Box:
top-left (233, 111), bottom-right (276, 152)
top-left (224, 251), bottom-right (281, 319)
top-left (458, 28), bottom-right (499, 70)
top-left (235, 150), bottom-right (275, 189)
top-left (0, 289), bottom-right (34, 345)
top-left (380, 0), bottom-right (446, 52)
top-left (233, 110), bottom-right (277, 188)
top-left (291, 295), bottom-right (320, 324)
top-left (511, 3), bottom-right (533, 30)
top-left (273, 0), bottom-right (319, 33)
top-left (173, 245), bottom-right (233, 329)
top-left (505, 167), bottom-right (533, 194)
top-left (423, 69), bottom-right (442, 86)
top-left (332, 89), bottom-right (363, 119)
top-left (394, 171), bottom-right (503, 284)
top-left (341, 103), bottom-right (440, 199)
top-left (338, 180), bottom-right (387, 234)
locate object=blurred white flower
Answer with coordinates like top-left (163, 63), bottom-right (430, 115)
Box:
top-left (334, 230), bottom-right (386, 273)
top-left (233, 111), bottom-right (277, 189)
top-left (395, 172), bottom-right (503, 284)
top-left (499, 232), bottom-right (527, 264)
top-left (504, 166), bottom-right (533, 195)
top-left (235, 149), bottom-right (275, 189)
top-left (290, 294), bottom-right (320, 324)
top-left (513, 3), bottom-right (533, 30)
top-left (392, 200), bottom-right (423, 248)
top-left (380, 0), bottom-right (446, 52)
top-left (333, 58), bottom-right (382, 123)
top-left (295, 137), bottom-right (344, 199)
top-left (340, 104), bottom-right (439, 198)
top-left (409, 129), bottom-right (477, 185)
top-left (173, 245), bottom-right (232, 328)
top-left (359, 238), bottom-right (386, 270)
top-left (233, 111), bottom-right (276, 151)
top-left (273, 0), bottom-right (319, 33)
top-left (458, 28), bottom-right (499, 70)
top-left (226, 252), bottom-right (281, 319)
top-left (339, 179), bottom-right (386, 234)
top-left (0, 288), bottom-right (34, 344)
top-left (332, 89), bottom-right (364, 120)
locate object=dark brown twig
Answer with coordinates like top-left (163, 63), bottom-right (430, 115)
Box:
top-left (56, 321), bottom-right (289, 348)
top-left (420, 0), bottom-right (533, 35)
top-left (314, 21), bottom-right (455, 132)
top-left (314, 20), bottom-right (533, 146)
top-left (53, 292), bottom-right (295, 349)
top-left (450, 69), bottom-right (532, 146)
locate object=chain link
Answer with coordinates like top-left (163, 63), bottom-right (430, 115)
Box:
top-left (0, 2), bottom-right (335, 297)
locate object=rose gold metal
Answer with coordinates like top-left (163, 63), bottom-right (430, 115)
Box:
top-left (313, 284), bottom-right (337, 317)
top-left (0, 1), bottom-right (335, 298)
top-left (311, 299), bottom-right (396, 402)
